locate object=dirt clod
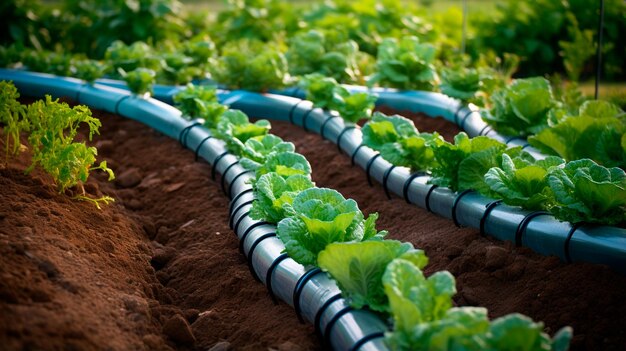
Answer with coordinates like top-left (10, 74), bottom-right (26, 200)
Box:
top-left (162, 314), bottom-right (196, 346)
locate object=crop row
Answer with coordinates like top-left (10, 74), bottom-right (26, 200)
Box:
top-left (170, 83), bottom-right (573, 350)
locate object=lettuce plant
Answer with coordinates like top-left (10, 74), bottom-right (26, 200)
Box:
top-left (430, 132), bottom-right (522, 194)
top-left (299, 73), bottom-right (376, 124)
top-left (485, 154), bottom-right (564, 211)
top-left (123, 68), bottom-right (156, 96)
top-left (369, 36), bottom-right (438, 91)
top-left (215, 110), bottom-right (271, 156)
top-left (439, 66), bottom-right (481, 103)
top-left (287, 30), bottom-right (367, 83)
top-left (383, 258), bottom-right (572, 351)
top-left (529, 100), bottom-right (626, 169)
top-left (104, 41), bottom-right (161, 77)
top-left (253, 151), bottom-right (311, 180)
top-left (173, 84), bottom-right (227, 128)
top-left (74, 59), bottom-right (107, 84)
top-left (318, 240), bottom-right (423, 313)
top-left (239, 134), bottom-right (295, 171)
top-left (547, 159), bottom-right (626, 225)
top-left (276, 188), bottom-right (385, 266)
top-left (362, 112), bottom-right (443, 172)
top-left (249, 172), bottom-right (314, 224)
top-left (209, 39), bottom-right (288, 92)
top-left (481, 77), bottom-right (556, 137)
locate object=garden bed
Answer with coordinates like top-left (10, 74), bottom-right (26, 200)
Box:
top-left (1, 92), bottom-right (625, 350)
top-left (0, 105), bottom-right (319, 350)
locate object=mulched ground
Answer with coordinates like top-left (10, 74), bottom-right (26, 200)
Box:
top-left (1, 100), bottom-right (625, 351)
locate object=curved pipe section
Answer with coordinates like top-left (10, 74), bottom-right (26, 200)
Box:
top-left (0, 68), bottom-right (389, 351)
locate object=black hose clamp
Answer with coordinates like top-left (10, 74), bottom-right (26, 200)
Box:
top-left (293, 267), bottom-right (323, 323)
top-left (515, 211), bottom-right (549, 247)
top-left (211, 151), bottom-right (230, 180)
top-left (480, 200), bottom-right (503, 235)
top-left (365, 154), bottom-right (382, 187)
top-left (382, 165), bottom-right (397, 200)
top-left (451, 189), bottom-right (474, 227)
top-left (266, 253), bottom-right (290, 304)
top-left (194, 135), bottom-right (214, 161)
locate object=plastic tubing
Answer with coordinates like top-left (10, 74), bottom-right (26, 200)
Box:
top-left (0, 68), bottom-right (390, 351)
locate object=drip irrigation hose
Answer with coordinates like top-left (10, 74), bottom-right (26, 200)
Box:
top-left (320, 115), bottom-right (341, 139)
top-left (230, 200), bottom-right (253, 229)
top-left (211, 151), bottom-right (230, 180)
top-left (515, 211), bottom-right (550, 247)
top-left (266, 253), bottom-right (290, 304)
top-left (425, 185), bottom-right (439, 213)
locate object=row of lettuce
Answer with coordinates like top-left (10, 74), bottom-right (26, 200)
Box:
top-left (294, 74), bottom-right (626, 226)
top-left (172, 83), bottom-right (572, 351)
top-left (2, 34), bottom-right (624, 169)
top-left (2, 0), bottom-right (624, 158)
top-left (0, 81), bottom-right (115, 207)
top-left (3, 0), bottom-right (626, 82)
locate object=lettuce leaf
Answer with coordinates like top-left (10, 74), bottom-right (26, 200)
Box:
top-left (486, 314), bottom-right (572, 351)
top-left (430, 132), bottom-right (514, 193)
top-left (547, 159), bottom-right (626, 225)
top-left (276, 188), bottom-right (383, 266)
top-left (369, 36), bottom-right (438, 91)
top-left (482, 77), bottom-right (555, 136)
top-left (215, 109), bottom-right (271, 155)
top-left (362, 112), bottom-right (443, 172)
top-left (254, 151), bottom-right (311, 179)
top-left (249, 172), bottom-right (314, 224)
top-left (440, 67), bottom-right (481, 102)
top-left (318, 240), bottom-right (425, 312)
top-left (528, 100), bottom-right (625, 168)
top-left (383, 258), bottom-right (572, 351)
top-left (300, 73), bottom-right (376, 124)
top-left (485, 154), bottom-right (564, 210)
top-left (239, 134), bottom-right (295, 171)
top-left (173, 83), bottom-right (226, 128)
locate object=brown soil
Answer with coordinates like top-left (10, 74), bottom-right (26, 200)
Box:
top-left (0, 105), bottom-right (319, 350)
top-left (268, 110), bottom-right (626, 351)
